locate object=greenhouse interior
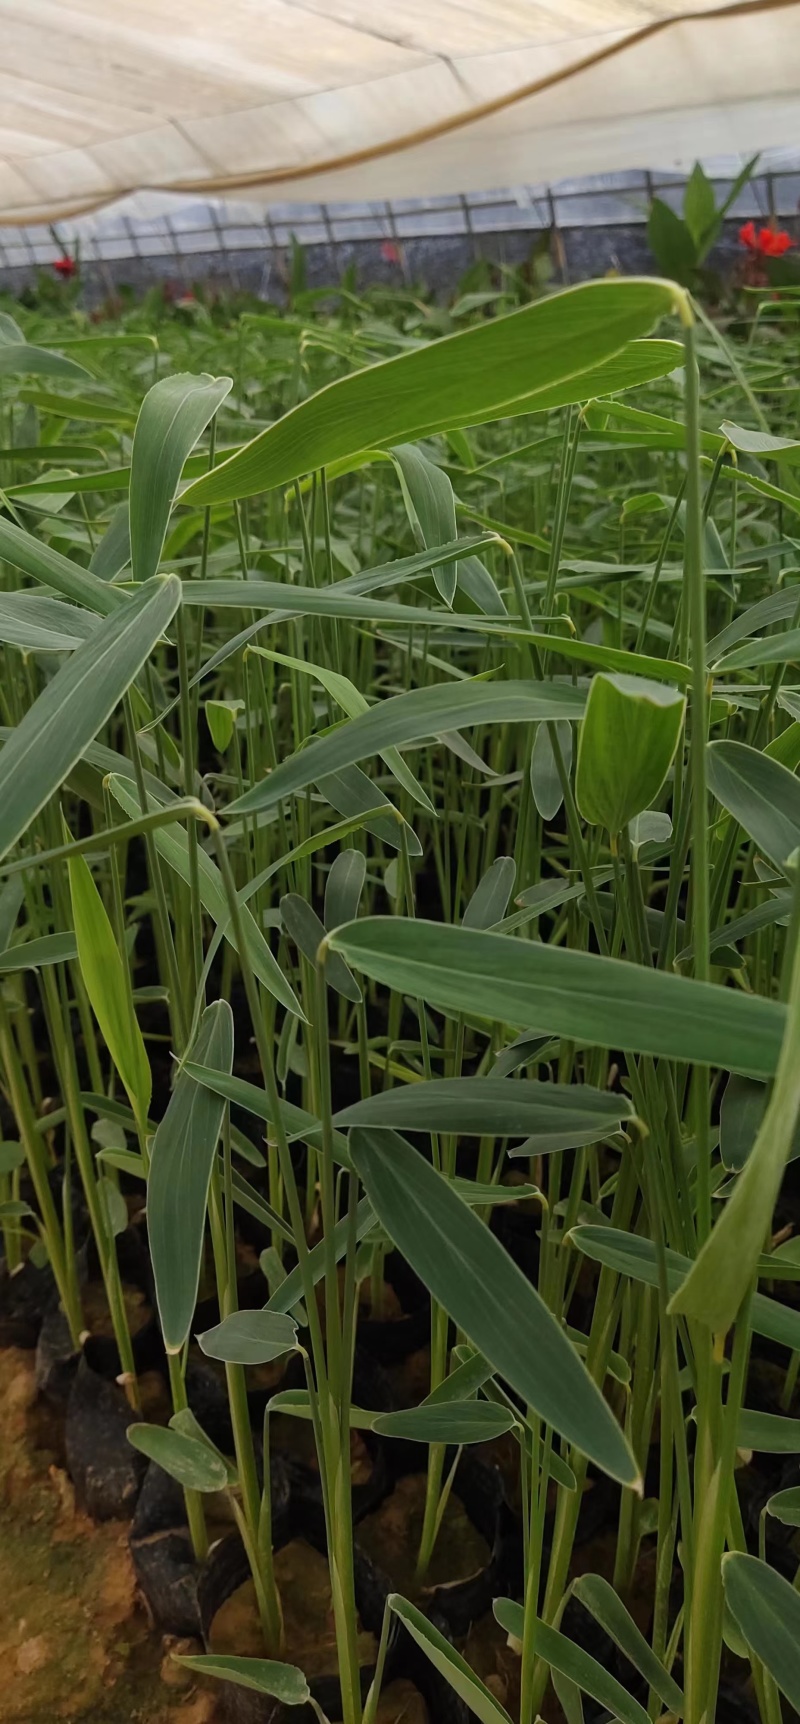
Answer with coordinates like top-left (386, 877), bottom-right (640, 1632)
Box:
top-left (4, 5), bottom-right (800, 1724)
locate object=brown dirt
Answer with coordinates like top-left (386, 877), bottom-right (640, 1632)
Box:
top-left (0, 1347), bottom-right (221, 1724)
top-left (356, 1472), bottom-right (491, 1599)
top-left (209, 1538), bottom-right (427, 1722)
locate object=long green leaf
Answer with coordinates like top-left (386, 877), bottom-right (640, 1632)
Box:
top-left (0, 515), bottom-right (124, 615)
top-left (350, 1126), bottom-right (638, 1485)
top-left (571, 1575), bottom-right (684, 1715)
top-left (372, 1402), bottom-right (516, 1444)
top-left (173, 1655), bottom-right (309, 1704)
top-left (0, 592), bottom-right (98, 653)
top-left (230, 682), bottom-right (585, 820)
top-left (334, 1077), bottom-right (632, 1152)
top-left (68, 847), bottom-right (151, 1126)
top-left (127, 1421), bottom-right (228, 1492)
top-left (0, 341), bottom-right (91, 381)
top-left (493, 1599), bottom-right (650, 1724)
top-left (253, 644), bottom-right (434, 816)
top-left (148, 1002), bottom-right (233, 1351)
top-left (571, 1225), bottom-right (800, 1353)
top-left (0, 932), bottom-right (76, 973)
top-left (328, 918), bottom-right (787, 1080)
top-left (388, 1595), bottom-right (512, 1724)
top-left (0, 575), bottom-right (181, 863)
top-left (182, 280), bottom-right (677, 505)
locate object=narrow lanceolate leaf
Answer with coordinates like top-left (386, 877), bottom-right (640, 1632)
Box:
top-left (149, 1002), bottom-right (233, 1352)
top-left (571, 1575), bottom-right (684, 1715)
top-left (670, 921), bottom-right (800, 1333)
top-left (197, 1309), bottom-right (298, 1366)
top-left (493, 1599), bottom-right (650, 1724)
top-left (129, 372), bottom-right (232, 582)
top-left (229, 681), bottom-right (585, 820)
top-left (281, 892), bottom-right (360, 1002)
top-left (738, 1410), bottom-right (800, 1451)
top-left (68, 849), bottom-right (151, 1127)
top-left (324, 848), bottom-right (366, 932)
top-left (0, 932), bottom-right (76, 973)
top-left (723, 1553), bottom-right (800, 1712)
top-left (182, 1063), bottom-right (351, 1168)
top-left (0, 340), bottom-right (91, 382)
top-left (570, 1226), bottom-right (800, 1354)
top-left (463, 857), bottom-right (517, 930)
top-left (714, 627), bottom-right (800, 673)
top-left (182, 279), bottom-right (677, 505)
top-left (0, 515), bottom-right (125, 615)
top-left (388, 1596), bottom-right (512, 1724)
top-left (707, 740), bottom-right (800, 872)
top-left (328, 919), bottom-right (787, 1081)
top-left (372, 1402), bottom-right (516, 1444)
top-left (0, 592), bottom-right (98, 654)
top-left (108, 776), bottom-right (302, 1019)
top-left (252, 644), bottom-right (435, 816)
top-left (0, 575), bottom-right (181, 864)
top-left (174, 1655), bottom-right (310, 1705)
top-left (126, 1421), bottom-right (229, 1492)
top-left (350, 1127), bottom-right (638, 1486)
top-left (334, 1078), bottom-right (632, 1152)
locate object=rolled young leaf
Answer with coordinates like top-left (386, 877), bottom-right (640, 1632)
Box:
top-left (575, 671), bottom-right (685, 835)
top-left (129, 372), bottom-right (232, 583)
top-left (350, 1125), bottom-right (639, 1486)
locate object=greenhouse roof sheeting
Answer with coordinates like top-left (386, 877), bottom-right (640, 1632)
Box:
top-left (1, 0), bottom-right (799, 226)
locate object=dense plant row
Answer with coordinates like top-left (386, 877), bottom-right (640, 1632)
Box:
top-left (1, 273), bottom-right (800, 1722)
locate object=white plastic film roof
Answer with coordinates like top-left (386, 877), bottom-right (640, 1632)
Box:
top-left (1, 0), bottom-right (798, 227)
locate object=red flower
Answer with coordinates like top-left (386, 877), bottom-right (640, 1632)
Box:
top-left (761, 229), bottom-right (794, 256)
top-left (739, 221), bottom-right (794, 257)
top-left (380, 240), bottom-right (401, 265)
top-left (53, 255), bottom-right (76, 277)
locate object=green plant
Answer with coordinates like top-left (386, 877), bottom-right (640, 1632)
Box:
top-left (647, 157), bottom-right (759, 288)
top-left (2, 266), bottom-right (800, 1724)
